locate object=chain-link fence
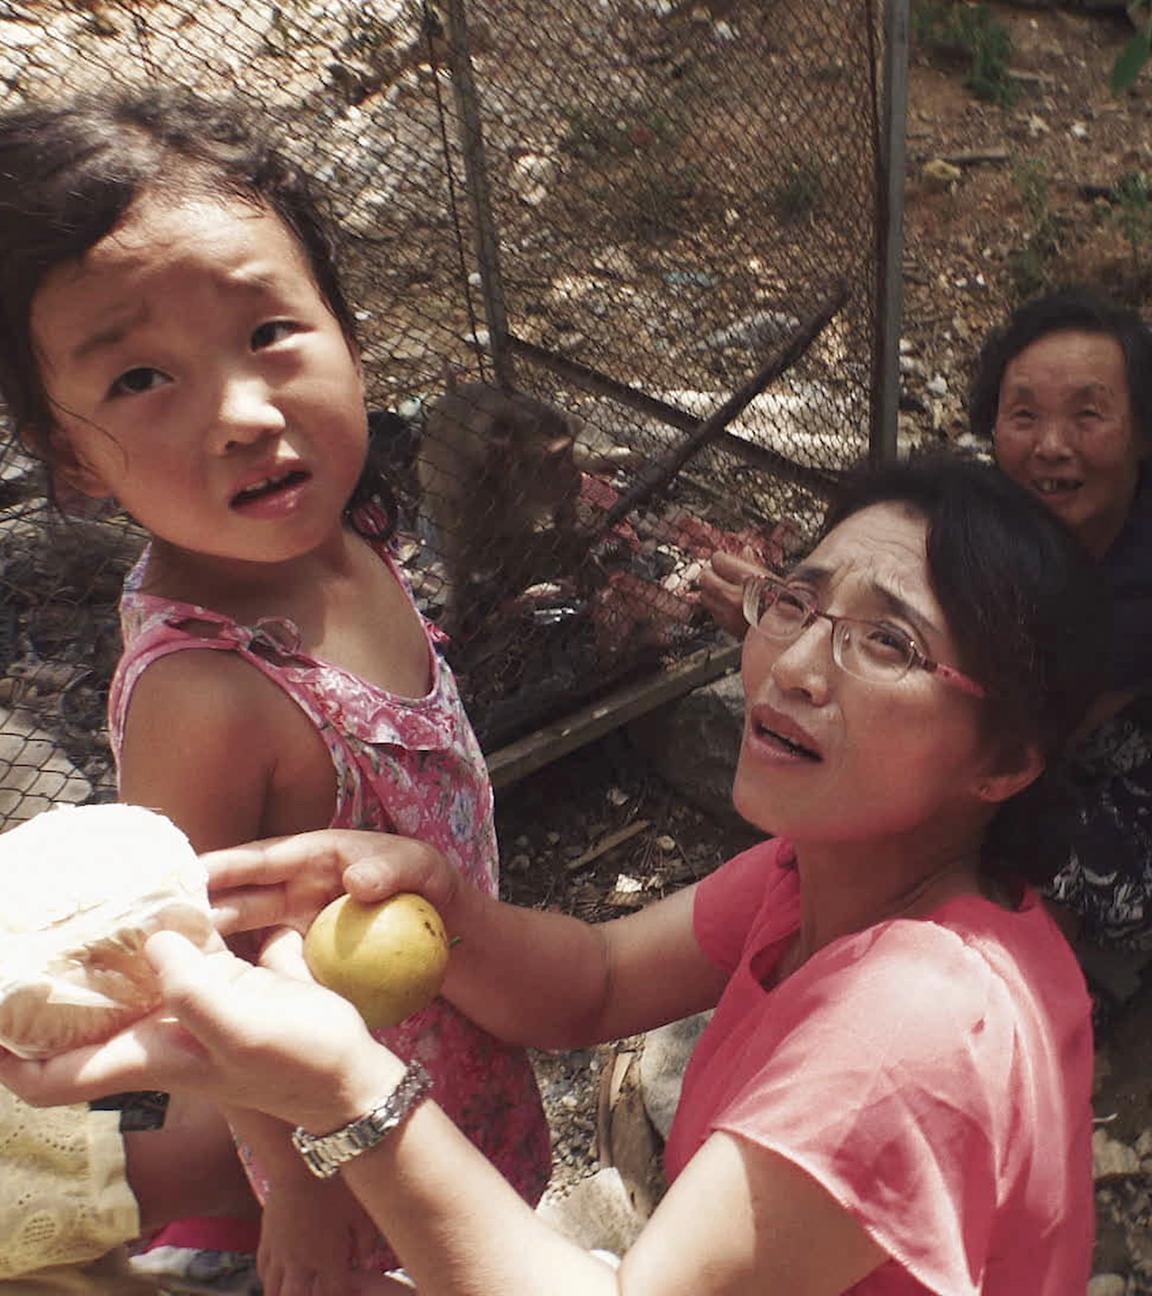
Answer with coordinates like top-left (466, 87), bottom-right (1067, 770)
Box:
top-left (0, 0), bottom-right (890, 825)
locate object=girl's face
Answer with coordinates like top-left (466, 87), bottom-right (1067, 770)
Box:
top-left (734, 504), bottom-right (996, 847)
top-left (993, 330), bottom-right (1143, 558)
top-left (31, 194), bottom-right (368, 568)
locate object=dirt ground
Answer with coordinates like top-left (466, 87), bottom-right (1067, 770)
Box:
top-left (496, 3), bottom-right (1152, 1284)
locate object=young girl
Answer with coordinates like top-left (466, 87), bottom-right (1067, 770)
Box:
top-left (0, 89), bottom-right (551, 1291)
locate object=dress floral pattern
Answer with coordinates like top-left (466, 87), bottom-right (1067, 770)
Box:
top-left (109, 531), bottom-right (551, 1272)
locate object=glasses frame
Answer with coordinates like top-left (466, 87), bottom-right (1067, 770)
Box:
top-left (741, 576), bottom-right (986, 699)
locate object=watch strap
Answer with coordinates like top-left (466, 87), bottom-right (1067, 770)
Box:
top-left (291, 1059), bottom-right (433, 1179)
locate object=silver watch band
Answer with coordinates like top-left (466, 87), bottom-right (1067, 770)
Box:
top-left (291, 1059), bottom-right (433, 1179)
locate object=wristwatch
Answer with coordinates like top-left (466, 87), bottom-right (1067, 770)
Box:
top-left (291, 1059), bottom-right (433, 1179)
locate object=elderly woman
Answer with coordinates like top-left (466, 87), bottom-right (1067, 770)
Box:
top-left (1, 457), bottom-right (1103, 1294)
top-left (705, 288), bottom-right (1152, 949)
top-left (971, 288), bottom-right (1152, 947)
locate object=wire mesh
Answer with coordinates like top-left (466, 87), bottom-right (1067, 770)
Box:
top-left (0, 0), bottom-right (886, 824)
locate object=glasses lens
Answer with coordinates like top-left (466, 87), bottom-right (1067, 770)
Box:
top-left (755, 582), bottom-right (810, 638)
top-left (834, 620), bottom-right (914, 682)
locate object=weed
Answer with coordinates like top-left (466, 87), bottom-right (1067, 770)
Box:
top-left (772, 160), bottom-right (823, 224)
top-left (1006, 159), bottom-right (1060, 299)
top-left (622, 166), bottom-right (698, 240)
top-left (912, 0), bottom-right (1016, 107)
top-left (560, 107), bottom-right (678, 164)
top-left (1109, 170), bottom-right (1152, 262)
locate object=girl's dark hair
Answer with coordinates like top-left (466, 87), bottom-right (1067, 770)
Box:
top-left (825, 454), bottom-right (1109, 886)
top-left (0, 87), bottom-right (392, 531)
top-left (968, 286), bottom-right (1152, 446)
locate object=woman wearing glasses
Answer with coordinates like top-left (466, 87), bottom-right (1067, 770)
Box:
top-left (708, 288), bottom-right (1152, 951)
top-left (2, 457), bottom-right (1103, 1294)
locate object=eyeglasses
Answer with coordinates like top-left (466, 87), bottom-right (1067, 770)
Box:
top-left (741, 576), bottom-right (986, 698)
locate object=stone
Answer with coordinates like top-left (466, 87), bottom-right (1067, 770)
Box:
top-left (627, 672), bottom-right (745, 829)
top-left (537, 1167), bottom-right (645, 1256)
top-left (1088, 1276), bottom-right (1127, 1296)
top-left (922, 159), bottom-right (962, 190)
top-left (639, 1012), bottom-right (712, 1138)
top-left (1093, 1129), bottom-right (1141, 1180)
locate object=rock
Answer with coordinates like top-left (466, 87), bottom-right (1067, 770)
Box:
top-left (639, 1012), bottom-right (712, 1138)
top-left (1094, 1129), bottom-right (1141, 1181)
top-left (695, 309), bottom-right (800, 352)
top-left (1088, 1276), bottom-right (1127, 1296)
top-left (1076, 941), bottom-right (1152, 1007)
top-left (627, 672), bottom-right (745, 829)
top-left (922, 159), bottom-right (962, 190)
top-left (538, 1167), bottom-right (646, 1255)
top-left (1093, 1209), bottom-right (1133, 1277)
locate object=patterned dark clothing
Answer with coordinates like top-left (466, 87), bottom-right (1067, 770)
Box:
top-left (1048, 470), bottom-right (1152, 948)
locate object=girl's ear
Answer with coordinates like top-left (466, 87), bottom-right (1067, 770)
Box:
top-left (975, 742), bottom-right (1044, 806)
top-left (33, 424), bottom-right (115, 500)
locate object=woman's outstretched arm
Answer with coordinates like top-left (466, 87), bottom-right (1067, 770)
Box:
top-left (206, 829), bottom-right (728, 1048)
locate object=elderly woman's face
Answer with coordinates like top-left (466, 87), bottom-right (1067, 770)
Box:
top-left (734, 503), bottom-right (992, 844)
top-left (993, 330), bottom-right (1142, 557)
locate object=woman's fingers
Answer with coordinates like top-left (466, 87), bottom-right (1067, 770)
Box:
top-left (341, 835), bottom-right (456, 910)
top-left (700, 549), bottom-right (774, 638)
top-left (205, 831), bottom-right (455, 933)
top-left (203, 834), bottom-right (345, 895)
top-left (710, 548), bottom-right (767, 584)
top-left (0, 1009), bottom-right (193, 1106)
top-left (259, 926), bottom-right (313, 982)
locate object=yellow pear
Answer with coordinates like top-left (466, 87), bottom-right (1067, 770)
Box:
top-left (303, 893), bottom-right (449, 1029)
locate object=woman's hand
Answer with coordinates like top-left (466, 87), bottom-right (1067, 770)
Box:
top-left (698, 550), bottom-right (772, 638)
top-left (206, 829), bottom-right (459, 939)
top-left (0, 930), bottom-right (392, 1135)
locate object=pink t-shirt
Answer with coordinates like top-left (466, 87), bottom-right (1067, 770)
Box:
top-left (665, 839), bottom-right (1094, 1295)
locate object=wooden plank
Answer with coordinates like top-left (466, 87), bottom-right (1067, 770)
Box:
top-left (486, 641), bottom-right (742, 791)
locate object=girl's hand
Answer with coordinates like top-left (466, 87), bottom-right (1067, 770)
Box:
top-left (698, 549), bottom-right (772, 638)
top-left (0, 931), bottom-right (393, 1135)
top-left (259, 1171), bottom-right (381, 1296)
top-left (206, 829), bottom-right (459, 938)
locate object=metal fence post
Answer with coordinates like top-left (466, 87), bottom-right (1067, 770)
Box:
top-left (443, 0), bottom-right (515, 390)
top-left (872, 0), bottom-right (910, 464)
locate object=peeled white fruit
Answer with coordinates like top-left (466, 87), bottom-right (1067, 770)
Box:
top-left (0, 804), bottom-right (213, 1059)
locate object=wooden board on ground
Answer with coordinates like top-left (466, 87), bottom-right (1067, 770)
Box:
top-left (486, 641), bottom-right (742, 791)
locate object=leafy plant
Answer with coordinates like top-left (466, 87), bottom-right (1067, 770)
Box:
top-left (772, 160), bottom-right (823, 224)
top-left (1006, 160), bottom-right (1060, 299)
top-left (1111, 1), bottom-right (1152, 94)
top-left (912, 0), bottom-right (1016, 106)
top-left (1109, 170), bottom-right (1152, 261)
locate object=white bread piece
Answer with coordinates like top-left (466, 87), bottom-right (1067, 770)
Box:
top-left (0, 804), bottom-right (213, 1059)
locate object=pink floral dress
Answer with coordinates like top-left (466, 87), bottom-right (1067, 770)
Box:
top-left (109, 530), bottom-right (552, 1271)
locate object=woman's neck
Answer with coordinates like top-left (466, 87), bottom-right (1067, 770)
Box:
top-left (788, 834), bottom-right (985, 967)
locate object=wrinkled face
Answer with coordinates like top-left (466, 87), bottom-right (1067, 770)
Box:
top-left (733, 504), bottom-right (992, 846)
top-left (993, 330), bottom-right (1142, 557)
top-left (31, 194), bottom-right (368, 567)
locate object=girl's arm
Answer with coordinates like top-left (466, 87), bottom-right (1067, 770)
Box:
top-left (226, 1105), bottom-right (378, 1293)
top-left (208, 831), bottom-right (730, 1049)
top-left (117, 649), bottom-right (335, 850)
